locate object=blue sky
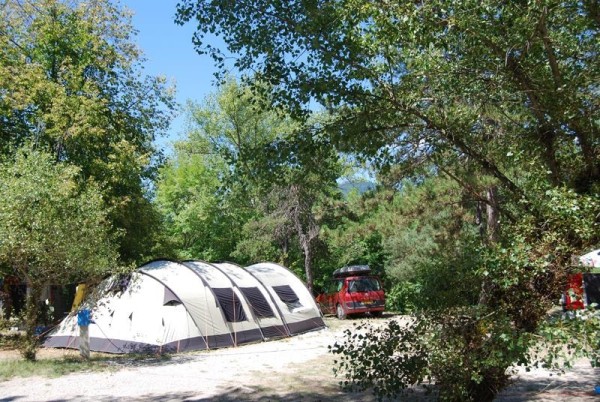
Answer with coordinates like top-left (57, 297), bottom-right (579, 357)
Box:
top-left (121, 1), bottom-right (220, 152)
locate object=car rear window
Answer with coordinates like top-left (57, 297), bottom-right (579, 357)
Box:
top-left (347, 277), bottom-right (381, 292)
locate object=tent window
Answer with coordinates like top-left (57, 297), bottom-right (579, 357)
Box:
top-left (240, 287), bottom-right (275, 318)
top-left (273, 285), bottom-right (302, 309)
top-left (163, 287), bottom-right (181, 306)
top-left (212, 288), bottom-right (247, 322)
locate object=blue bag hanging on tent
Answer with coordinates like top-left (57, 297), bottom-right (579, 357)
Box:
top-left (77, 309), bottom-right (92, 326)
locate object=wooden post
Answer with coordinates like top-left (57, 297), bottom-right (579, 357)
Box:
top-left (79, 325), bottom-right (90, 359)
top-left (77, 309), bottom-right (91, 360)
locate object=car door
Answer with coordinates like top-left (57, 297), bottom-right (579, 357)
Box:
top-left (327, 279), bottom-right (344, 314)
top-left (317, 280), bottom-right (333, 314)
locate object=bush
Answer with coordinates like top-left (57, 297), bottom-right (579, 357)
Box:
top-left (331, 317), bottom-right (430, 400)
top-left (386, 282), bottom-right (422, 313)
top-left (331, 309), bottom-right (529, 401)
top-left (332, 304), bottom-right (600, 401)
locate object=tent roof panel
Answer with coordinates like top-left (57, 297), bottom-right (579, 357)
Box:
top-left (184, 261), bottom-right (232, 287)
top-left (140, 260), bottom-right (232, 336)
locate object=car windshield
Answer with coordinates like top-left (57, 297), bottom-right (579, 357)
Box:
top-left (348, 277), bottom-right (381, 292)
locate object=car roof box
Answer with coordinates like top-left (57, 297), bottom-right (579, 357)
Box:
top-left (333, 265), bottom-right (371, 278)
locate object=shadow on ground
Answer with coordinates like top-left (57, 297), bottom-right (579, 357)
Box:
top-left (1, 386), bottom-right (434, 402)
top-left (496, 364), bottom-right (600, 401)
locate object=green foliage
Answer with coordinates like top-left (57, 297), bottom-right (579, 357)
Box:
top-left (155, 140), bottom-right (237, 261)
top-left (157, 79), bottom-right (343, 292)
top-left (333, 306), bottom-right (600, 401)
top-left (177, 0), bottom-right (598, 192)
top-left (324, 175), bottom-right (482, 308)
top-left (475, 187), bottom-right (600, 334)
top-left (531, 309), bottom-right (600, 371)
top-left (535, 188), bottom-right (599, 249)
top-left (332, 311), bottom-right (524, 401)
top-left (0, 0), bottom-right (175, 263)
top-left (0, 330), bottom-right (20, 349)
top-left (155, 79), bottom-right (289, 260)
top-left (232, 214), bottom-right (292, 265)
top-left (0, 353), bottom-right (172, 380)
top-left (0, 147), bottom-right (119, 283)
top-left (0, 146), bottom-right (119, 359)
top-left (176, 1), bottom-right (599, 397)
top-left (324, 220), bottom-right (387, 274)
top-left (385, 282), bottom-right (422, 314)
top-left (420, 311), bottom-right (528, 402)
top-left (331, 319), bottom-right (430, 400)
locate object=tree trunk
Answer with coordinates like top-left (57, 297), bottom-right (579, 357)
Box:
top-left (478, 186), bottom-right (500, 306)
top-left (21, 283), bottom-right (42, 361)
top-left (302, 239), bottom-right (314, 294)
top-left (476, 200), bottom-right (486, 239)
top-left (485, 186), bottom-right (500, 244)
top-left (287, 184), bottom-right (318, 294)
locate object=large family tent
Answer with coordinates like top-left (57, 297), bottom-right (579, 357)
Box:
top-left (43, 260), bottom-right (325, 354)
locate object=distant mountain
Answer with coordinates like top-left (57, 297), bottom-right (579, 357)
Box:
top-left (339, 181), bottom-right (376, 196)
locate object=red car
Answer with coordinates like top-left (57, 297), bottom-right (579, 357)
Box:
top-left (562, 273), bottom-right (585, 310)
top-left (316, 265), bottom-right (385, 319)
top-left (562, 272), bottom-right (600, 311)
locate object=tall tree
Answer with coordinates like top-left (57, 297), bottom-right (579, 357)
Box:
top-left (157, 80), bottom-right (342, 291)
top-left (247, 131), bottom-right (342, 292)
top-left (0, 147), bottom-right (119, 360)
top-left (176, 0), bottom-right (598, 195)
top-left (0, 0), bottom-right (175, 263)
top-left (156, 80), bottom-right (290, 260)
top-left (176, 1), bottom-right (599, 399)
top-left (155, 137), bottom-right (236, 261)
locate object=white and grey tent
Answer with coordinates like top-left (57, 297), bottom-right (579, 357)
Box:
top-left (43, 260), bottom-right (325, 354)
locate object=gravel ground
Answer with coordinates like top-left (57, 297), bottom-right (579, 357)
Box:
top-left (496, 358), bottom-right (600, 401)
top-left (0, 317), bottom-right (380, 402)
top-left (1, 315), bottom-right (598, 401)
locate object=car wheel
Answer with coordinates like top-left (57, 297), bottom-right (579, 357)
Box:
top-left (336, 304), bottom-right (346, 320)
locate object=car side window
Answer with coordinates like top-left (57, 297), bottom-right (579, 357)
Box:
top-left (328, 279), bottom-right (343, 293)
